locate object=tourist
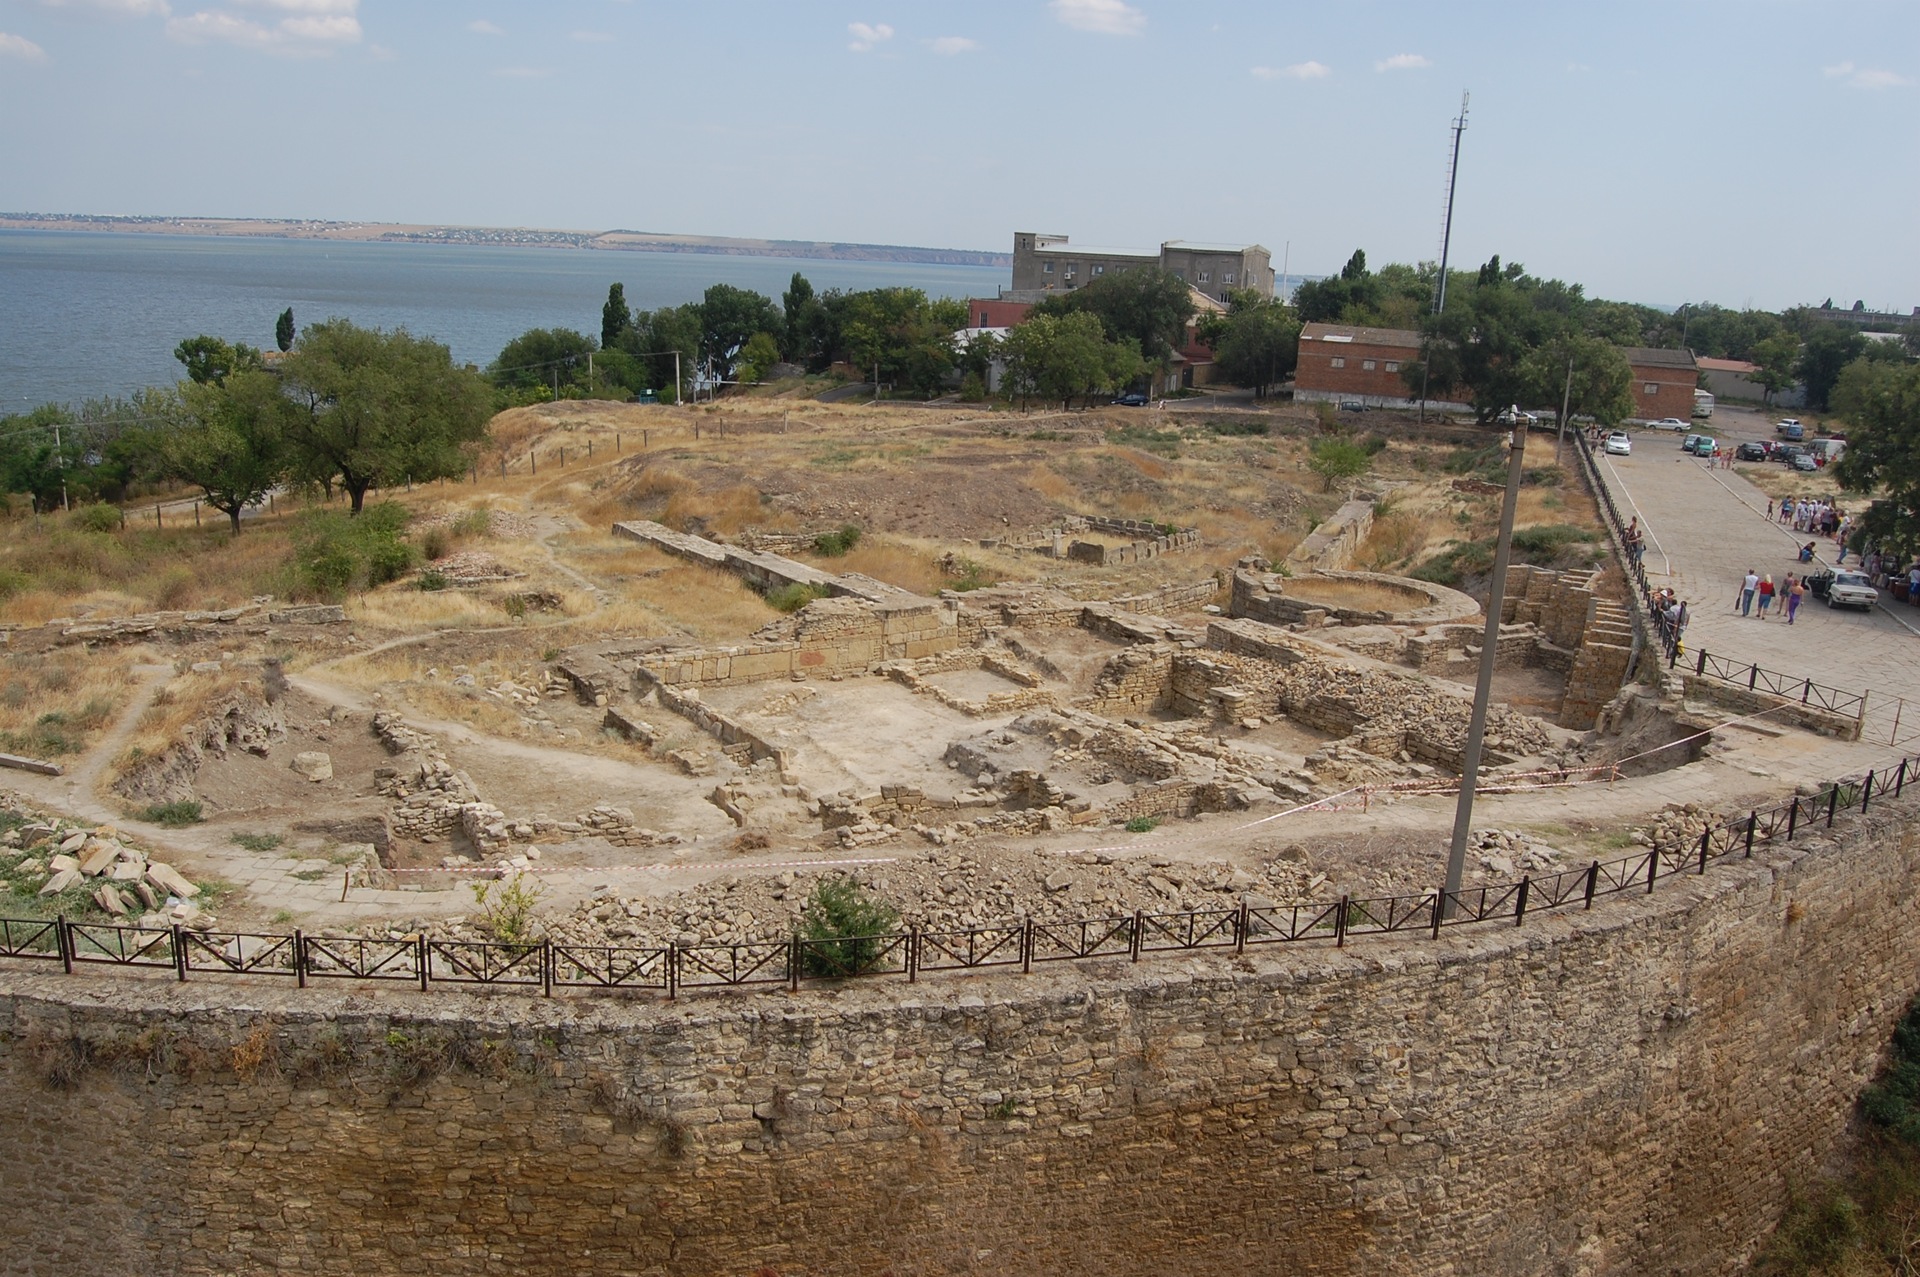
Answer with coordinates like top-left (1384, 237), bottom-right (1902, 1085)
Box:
top-left (1785, 576), bottom-right (1805, 625)
top-left (1738, 569), bottom-right (1758, 616)
top-left (1757, 574), bottom-right (1776, 619)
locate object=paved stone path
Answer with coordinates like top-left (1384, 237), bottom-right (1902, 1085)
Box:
top-left (1591, 433), bottom-right (1919, 747)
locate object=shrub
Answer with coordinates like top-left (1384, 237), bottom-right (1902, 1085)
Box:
top-left (1125, 816), bottom-right (1159, 833)
top-left (1207, 417), bottom-right (1269, 437)
top-left (959, 372), bottom-right (986, 402)
top-left (420, 528), bottom-right (450, 561)
top-left (796, 876), bottom-right (900, 978)
top-left (1308, 437), bottom-right (1372, 491)
top-left (471, 873), bottom-right (545, 944)
top-left (231, 832), bottom-right (284, 852)
top-left (0, 568), bottom-right (26, 601)
top-left (501, 594), bottom-right (528, 619)
top-left (417, 568), bottom-right (449, 592)
top-left (811, 524), bottom-right (862, 557)
top-left (140, 801), bottom-right (204, 828)
top-left (452, 509), bottom-right (493, 539)
top-left (72, 503), bottom-right (122, 534)
top-left (767, 582), bottom-right (831, 612)
top-left (289, 502), bottom-right (418, 599)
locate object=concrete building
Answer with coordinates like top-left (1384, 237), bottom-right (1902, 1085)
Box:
top-left (1622, 347), bottom-right (1700, 421)
top-left (1010, 232), bottom-right (1273, 303)
top-left (1292, 323), bottom-right (1436, 408)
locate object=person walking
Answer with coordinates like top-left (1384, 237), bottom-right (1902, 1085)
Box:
top-left (1757, 574), bottom-right (1776, 619)
top-left (1786, 576), bottom-right (1805, 625)
top-left (1738, 569), bottom-right (1758, 616)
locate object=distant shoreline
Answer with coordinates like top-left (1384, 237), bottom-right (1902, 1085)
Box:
top-left (0, 214), bottom-right (1011, 269)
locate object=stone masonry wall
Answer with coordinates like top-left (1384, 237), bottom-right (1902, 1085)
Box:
top-left (3, 797), bottom-right (1918, 1276)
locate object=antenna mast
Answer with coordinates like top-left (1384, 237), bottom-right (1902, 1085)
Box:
top-left (1432, 91), bottom-right (1470, 315)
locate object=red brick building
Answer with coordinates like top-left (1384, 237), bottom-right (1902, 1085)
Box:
top-left (966, 298), bottom-right (1034, 329)
top-left (1622, 347), bottom-right (1700, 420)
top-left (1292, 323), bottom-right (1431, 407)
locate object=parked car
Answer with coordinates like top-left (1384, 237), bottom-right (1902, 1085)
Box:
top-left (1685, 435), bottom-right (1716, 455)
top-left (1338, 399), bottom-right (1366, 413)
top-left (1826, 571), bottom-right (1879, 610)
top-left (1682, 433), bottom-right (1705, 451)
top-left (1603, 431), bottom-right (1632, 456)
top-left (1775, 419), bottom-right (1805, 441)
top-left (1111, 391), bottom-right (1150, 407)
top-left (1772, 444), bottom-right (1807, 465)
top-left (1792, 453), bottom-right (1821, 471)
top-left (1734, 441), bottom-right (1769, 462)
top-left (1649, 417), bottom-right (1689, 431)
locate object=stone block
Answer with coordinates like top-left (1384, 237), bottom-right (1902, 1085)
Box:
top-left (290, 751), bottom-right (333, 782)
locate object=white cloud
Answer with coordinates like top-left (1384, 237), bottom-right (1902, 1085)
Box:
top-left (37, 0), bottom-right (170, 15)
top-left (468, 19), bottom-right (502, 35)
top-left (847, 21), bottom-right (892, 52)
top-left (166, 0), bottom-right (359, 53)
top-left (366, 40), bottom-right (393, 59)
top-left (1374, 52), bottom-right (1429, 72)
top-left (1823, 61), bottom-right (1909, 89)
top-left (0, 31), bottom-right (49, 59)
top-left (1254, 60), bottom-right (1329, 80)
top-left (1051, 0), bottom-right (1143, 36)
top-left (929, 35), bottom-right (977, 55)
top-left (571, 29), bottom-right (614, 43)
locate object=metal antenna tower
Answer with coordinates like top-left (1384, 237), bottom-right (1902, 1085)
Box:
top-left (1432, 91), bottom-right (1470, 315)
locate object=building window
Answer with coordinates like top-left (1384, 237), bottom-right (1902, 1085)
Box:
top-left (1643, 382), bottom-right (1658, 394)
top-left (1224, 272), bottom-right (1235, 285)
top-left (1043, 262), bottom-right (1053, 274)
top-left (1362, 360), bottom-right (1376, 371)
top-left (1330, 357), bottom-right (1346, 369)
top-left (1093, 264), bottom-right (1104, 275)
top-left (1198, 271), bottom-right (1211, 283)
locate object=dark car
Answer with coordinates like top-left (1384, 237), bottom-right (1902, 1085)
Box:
top-left (1111, 391), bottom-right (1150, 407)
top-left (1339, 399), bottom-right (1366, 413)
top-left (1734, 442), bottom-right (1768, 462)
top-left (1772, 444), bottom-right (1807, 465)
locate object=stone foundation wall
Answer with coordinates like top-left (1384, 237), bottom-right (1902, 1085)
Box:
top-left (1284, 498), bottom-right (1375, 572)
top-left (3, 802), bottom-right (1918, 1275)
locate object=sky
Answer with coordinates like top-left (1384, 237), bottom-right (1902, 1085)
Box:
top-left (0, 0), bottom-right (1915, 313)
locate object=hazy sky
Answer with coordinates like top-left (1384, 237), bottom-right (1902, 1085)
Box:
top-left (1, 0), bottom-right (1914, 311)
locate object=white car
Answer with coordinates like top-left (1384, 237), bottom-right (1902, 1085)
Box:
top-left (1649, 417), bottom-right (1689, 431)
top-left (1827, 571), bottom-right (1878, 610)
top-left (1603, 431), bottom-right (1632, 456)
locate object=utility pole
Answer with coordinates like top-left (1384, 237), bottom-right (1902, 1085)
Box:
top-left (1555, 355), bottom-right (1575, 467)
top-left (1278, 241), bottom-right (1290, 302)
top-left (1443, 415), bottom-right (1526, 918)
top-left (52, 421), bottom-right (69, 511)
top-left (1419, 91), bottom-right (1470, 426)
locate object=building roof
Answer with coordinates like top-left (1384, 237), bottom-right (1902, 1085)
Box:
top-left (1188, 287), bottom-right (1229, 314)
top-left (1162, 240), bottom-right (1267, 254)
top-left (1696, 356), bottom-right (1759, 374)
top-left (1032, 243), bottom-right (1157, 259)
top-left (1621, 346), bottom-right (1699, 370)
top-left (1299, 322), bottom-right (1422, 350)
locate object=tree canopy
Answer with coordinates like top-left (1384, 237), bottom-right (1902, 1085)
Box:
top-left (1831, 360), bottom-right (1920, 557)
top-left (1798, 326), bottom-right (1868, 410)
top-left (282, 320), bottom-right (492, 513)
top-left (174, 335), bottom-right (264, 386)
top-left (153, 369), bottom-right (291, 533)
top-left (488, 328), bottom-right (597, 395)
top-left (999, 312), bottom-right (1144, 410)
top-left (1205, 292), bottom-right (1301, 397)
top-left (1031, 267), bottom-right (1196, 363)
top-left (275, 308), bottom-right (296, 353)
top-left (601, 283), bottom-right (630, 351)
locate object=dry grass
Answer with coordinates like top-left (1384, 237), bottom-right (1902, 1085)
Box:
top-left (1358, 511), bottom-right (1444, 572)
top-left (819, 537), bottom-right (947, 595)
top-left (346, 587), bottom-right (520, 630)
top-left (117, 667), bottom-right (251, 766)
top-left (1284, 577), bottom-right (1426, 611)
top-left (0, 650), bottom-right (133, 759)
top-left (1733, 463), bottom-right (1852, 503)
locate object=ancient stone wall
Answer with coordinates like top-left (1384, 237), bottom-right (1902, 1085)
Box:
top-left (1285, 498), bottom-right (1375, 572)
top-left (3, 801), bottom-right (1918, 1276)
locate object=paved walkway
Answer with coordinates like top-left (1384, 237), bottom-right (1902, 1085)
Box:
top-left (1591, 435), bottom-right (1918, 744)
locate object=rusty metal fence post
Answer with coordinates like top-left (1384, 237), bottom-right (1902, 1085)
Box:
top-left (1514, 877), bottom-right (1531, 926)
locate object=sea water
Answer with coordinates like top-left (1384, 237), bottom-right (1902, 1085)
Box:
top-left (0, 229), bottom-right (1008, 410)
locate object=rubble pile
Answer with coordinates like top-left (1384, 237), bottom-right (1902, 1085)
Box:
top-left (0, 800), bottom-right (212, 931)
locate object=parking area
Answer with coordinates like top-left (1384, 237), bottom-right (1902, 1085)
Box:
top-left (1591, 420), bottom-right (1917, 738)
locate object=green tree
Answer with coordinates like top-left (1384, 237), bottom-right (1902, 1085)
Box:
top-left (282, 320), bottom-right (493, 514)
top-left (1000, 312), bottom-right (1142, 410)
top-left (781, 272), bottom-right (822, 363)
top-left (1404, 257), bottom-right (1579, 422)
top-left (489, 328), bottom-right (596, 395)
top-left (616, 304), bottom-right (701, 401)
top-left (735, 332), bottom-right (782, 383)
top-left (1798, 326), bottom-right (1867, 410)
top-left (275, 308), bottom-right (296, 353)
top-left (835, 287), bottom-right (963, 396)
top-left (796, 876), bottom-right (901, 978)
top-left (1032, 267), bottom-right (1196, 363)
top-left (174, 335), bottom-right (264, 385)
top-left (699, 284), bottom-right (782, 379)
top-left (1519, 334), bottom-right (1634, 427)
top-left (1307, 437), bottom-right (1372, 491)
top-left (1208, 293), bottom-right (1300, 397)
top-left (153, 369), bottom-right (290, 534)
top-left (1831, 360), bottom-right (1920, 557)
top-left (0, 405), bottom-right (85, 512)
top-left (601, 283), bottom-right (630, 351)
top-left (1750, 333), bottom-right (1802, 406)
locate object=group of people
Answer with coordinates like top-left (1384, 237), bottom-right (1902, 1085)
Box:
top-left (1623, 516), bottom-right (1647, 567)
top-left (1735, 569), bottom-right (1808, 624)
top-left (1771, 496), bottom-right (1848, 545)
